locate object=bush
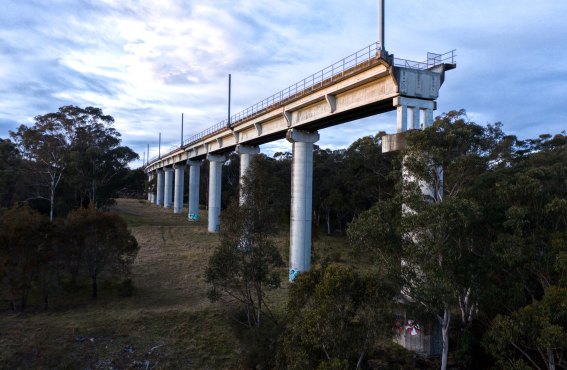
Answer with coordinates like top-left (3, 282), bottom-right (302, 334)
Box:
top-left (117, 278), bottom-right (136, 297)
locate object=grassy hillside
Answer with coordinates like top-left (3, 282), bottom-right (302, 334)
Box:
top-left (0, 199), bottom-right (429, 369)
top-left (0, 199), bottom-right (251, 369)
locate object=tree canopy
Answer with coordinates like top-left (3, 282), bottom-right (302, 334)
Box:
top-left (9, 105), bottom-right (138, 219)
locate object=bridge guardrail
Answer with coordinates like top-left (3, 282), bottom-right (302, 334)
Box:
top-left (148, 44), bottom-right (456, 167)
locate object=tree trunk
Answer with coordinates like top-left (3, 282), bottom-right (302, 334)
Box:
top-left (548, 348), bottom-right (556, 370)
top-left (50, 186), bottom-right (55, 222)
top-left (356, 350), bottom-right (365, 369)
top-left (92, 275), bottom-right (98, 299)
top-left (20, 293), bottom-right (27, 313)
top-left (43, 291), bottom-right (49, 311)
top-left (326, 207), bottom-right (331, 235)
top-left (440, 308), bottom-right (451, 370)
top-left (257, 288), bottom-right (262, 328)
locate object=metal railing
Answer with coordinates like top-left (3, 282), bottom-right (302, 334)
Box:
top-left (393, 49), bottom-right (456, 70)
top-left (147, 43), bottom-right (456, 166)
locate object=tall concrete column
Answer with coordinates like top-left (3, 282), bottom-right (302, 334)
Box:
top-left (187, 160), bottom-right (203, 221)
top-left (236, 144), bottom-right (260, 205)
top-left (173, 164), bottom-right (185, 214)
top-left (163, 167), bottom-right (174, 209)
top-left (147, 173), bottom-right (153, 202)
top-left (207, 154), bottom-right (226, 233)
top-left (156, 169), bottom-right (164, 206)
top-left (384, 97), bottom-right (441, 201)
top-left (286, 129), bottom-right (319, 281)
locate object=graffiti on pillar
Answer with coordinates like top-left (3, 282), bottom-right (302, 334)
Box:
top-left (188, 213), bottom-right (199, 221)
top-left (288, 268), bottom-right (300, 281)
top-left (404, 320), bottom-right (422, 336)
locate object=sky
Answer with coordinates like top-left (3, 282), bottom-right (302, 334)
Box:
top-left (1, 0), bottom-right (566, 168)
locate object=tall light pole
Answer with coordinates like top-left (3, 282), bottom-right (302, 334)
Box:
top-left (227, 74), bottom-right (231, 128)
top-left (379, 0), bottom-right (385, 52)
top-left (181, 113), bottom-right (184, 148)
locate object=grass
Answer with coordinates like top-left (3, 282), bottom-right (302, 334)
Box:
top-left (0, 199), bottom-right (241, 369)
top-left (0, 198), bottom-right (427, 369)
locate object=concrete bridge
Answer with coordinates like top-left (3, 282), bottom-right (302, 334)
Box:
top-left (144, 42), bottom-right (455, 280)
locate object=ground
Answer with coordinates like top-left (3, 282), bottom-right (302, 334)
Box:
top-left (0, 199), bottom-right (429, 369)
top-left (0, 199), bottom-right (246, 369)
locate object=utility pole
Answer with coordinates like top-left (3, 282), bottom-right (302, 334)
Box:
top-left (181, 113), bottom-right (184, 148)
top-left (158, 132), bottom-right (161, 158)
top-left (227, 74), bottom-right (231, 128)
top-left (379, 0), bottom-right (385, 52)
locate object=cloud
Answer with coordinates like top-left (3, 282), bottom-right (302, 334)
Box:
top-left (0, 0), bottom-right (566, 169)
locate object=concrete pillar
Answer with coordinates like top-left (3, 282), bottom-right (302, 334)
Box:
top-left (156, 169), bottom-right (164, 206)
top-left (147, 173), bottom-right (152, 202)
top-left (394, 96), bottom-right (436, 133)
top-left (187, 160), bottom-right (203, 221)
top-left (173, 164), bottom-right (185, 214)
top-left (207, 154), bottom-right (226, 233)
top-left (163, 167), bottom-right (174, 209)
top-left (286, 129), bottom-right (319, 281)
top-left (387, 97), bottom-right (441, 203)
top-left (236, 144), bottom-right (260, 205)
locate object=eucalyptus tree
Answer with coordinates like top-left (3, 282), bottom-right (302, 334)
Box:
top-left (64, 207), bottom-right (139, 299)
top-left (481, 133), bottom-right (567, 369)
top-left (0, 138), bottom-right (23, 208)
top-left (206, 157), bottom-right (284, 328)
top-left (10, 106), bottom-right (138, 218)
top-left (349, 110), bottom-right (502, 370)
top-left (277, 264), bottom-right (397, 370)
top-left (0, 203), bottom-right (54, 311)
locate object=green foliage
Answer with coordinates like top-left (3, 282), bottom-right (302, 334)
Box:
top-left (206, 159), bottom-right (284, 329)
top-left (278, 264), bottom-right (397, 369)
top-left (0, 138), bottom-right (23, 208)
top-left (117, 278), bottom-right (136, 297)
top-left (312, 134), bottom-right (396, 236)
top-left (347, 111), bottom-right (508, 369)
top-left (484, 286), bottom-right (567, 369)
top-left (63, 207), bottom-right (139, 299)
top-left (10, 106), bottom-right (138, 219)
top-left (0, 203), bottom-right (54, 311)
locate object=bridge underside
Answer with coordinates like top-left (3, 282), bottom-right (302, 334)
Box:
top-left (143, 45), bottom-right (455, 282)
top-left (221, 99), bottom-right (396, 152)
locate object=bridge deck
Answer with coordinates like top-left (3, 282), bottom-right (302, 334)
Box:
top-left (145, 43), bottom-right (455, 171)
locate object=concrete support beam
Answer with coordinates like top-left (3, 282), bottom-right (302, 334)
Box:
top-left (187, 160), bottom-right (203, 221)
top-left (394, 96), bottom-right (436, 133)
top-left (384, 97), bottom-right (437, 154)
top-left (156, 169), bottom-right (164, 206)
top-left (286, 129), bottom-right (319, 281)
top-left (173, 164), bottom-right (185, 214)
top-left (236, 144), bottom-right (260, 205)
top-left (207, 154), bottom-right (226, 233)
top-left (163, 167), bottom-right (174, 209)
